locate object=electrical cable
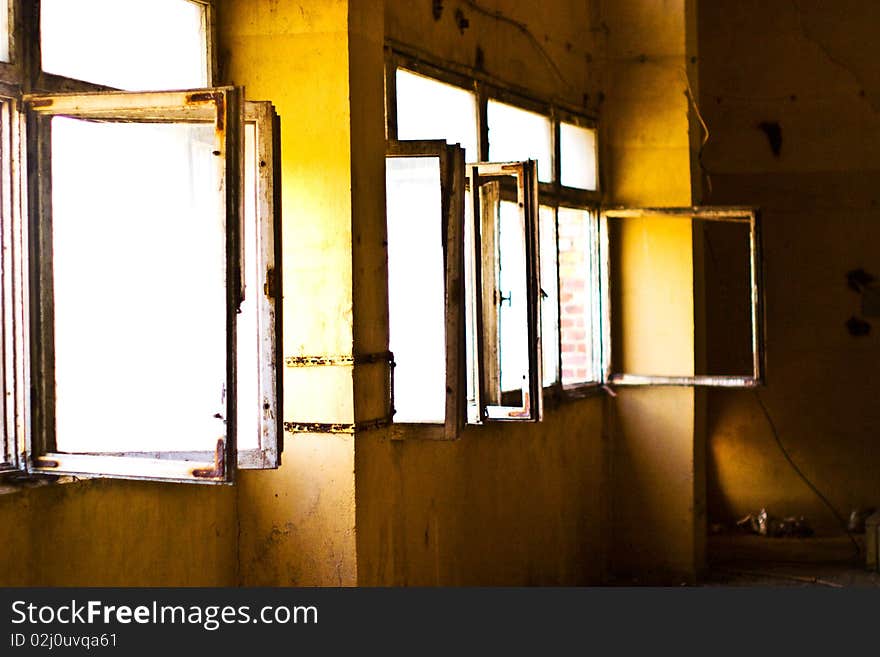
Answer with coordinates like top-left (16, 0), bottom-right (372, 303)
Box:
top-left (681, 68), bottom-right (713, 200)
top-left (753, 390), bottom-right (861, 559)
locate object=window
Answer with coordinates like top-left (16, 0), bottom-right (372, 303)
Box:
top-left (386, 52), bottom-right (603, 421)
top-left (385, 139), bottom-right (465, 439)
top-left (601, 207), bottom-right (764, 386)
top-left (386, 50), bottom-right (767, 427)
top-left (0, 1), bottom-right (281, 483)
top-left (468, 161), bottom-right (542, 421)
top-left (40, 0), bottom-right (209, 90)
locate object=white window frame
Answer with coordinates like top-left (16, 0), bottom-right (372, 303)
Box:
top-left (385, 139), bottom-right (466, 440)
top-left (468, 160), bottom-right (543, 423)
top-left (0, 0), bottom-right (282, 484)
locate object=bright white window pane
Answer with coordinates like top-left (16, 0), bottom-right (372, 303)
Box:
top-left (0, 99), bottom-right (9, 462)
top-left (236, 122), bottom-right (260, 451)
top-left (558, 207), bottom-right (596, 385)
top-left (0, 0), bottom-right (9, 63)
top-left (560, 122), bottom-right (598, 190)
top-left (387, 156), bottom-right (446, 423)
top-left (464, 193), bottom-right (479, 422)
top-left (499, 200), bottom-right (530, 395)
top-left (396, 69), bottom-right (479, 163)
top-left (41, 0), bottom-right (208, 90)
top-left (487, 100), bottom-right (553, 183)
top-left (540, 206), bottom-right (559, 387)
top-left (52, 116), bottom-right (226, 454)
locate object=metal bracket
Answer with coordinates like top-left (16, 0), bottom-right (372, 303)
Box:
top-left (283, 351), bottom-right (396, 434)
top-left (285, 351), bottom-right (394, 368)
top-left (284, 418), bottom-right (393, 435)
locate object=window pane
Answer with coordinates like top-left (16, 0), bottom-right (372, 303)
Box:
top-left (237, 122), bottom-right (260, 451)
top-left (41, 0), bottom-right (208, 90)
top-left (51, 116), bottom-right (226, 454)
top-left (699, 220), bottom-right (755, 376)
top-left (559, 207), bottom-right (597, 385)
top-left (387, 156), bottom-right (446, 423)
top-left (396, 69), bottom-right (479, 163)
top-left (560, 122), bottom-right (598, 190)
top-left (0, 0), bottom-right (9, 63)
top-left (539, 206), bottom-right (559, 386)
top-left (487, 100), bottom-right (553, 183)
top-left (499, 200), bottom-right (530, 397)
top-left (464, 192), bottom-right (479, 423)
top-left (0, 99), bottom-right (10, 465)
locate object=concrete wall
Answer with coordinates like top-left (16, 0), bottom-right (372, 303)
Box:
top-left (0, 479), bottom-right (236, 586)
top-left (600, 0), bottom-right (705, 583)
top-left (699, 0), bottom-right (880, 533)
top-left (217, 0), bottom-right (362, 586)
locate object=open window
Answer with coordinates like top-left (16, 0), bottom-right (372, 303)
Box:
top-left (600, 206), bottom-right (765, 387)
top-left (237, 100), bottom-right (282, 468)
top-left (385, 139), bottom-right (466, 440)
top-left (21, 87), bottom-right (283, 484)
top-left (0, 93), bottom-right (26, 474)
top-left (467, 160), bottom-right (542, 422)
top-left (0, 1), bottom-right (282, 484)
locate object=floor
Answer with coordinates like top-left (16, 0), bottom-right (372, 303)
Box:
top-left (703, 533), bottom-right (880, 587)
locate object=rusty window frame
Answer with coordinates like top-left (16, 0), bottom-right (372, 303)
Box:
top-left (468, 160), bottom-right (543, 423)
top-left (0, 92), bottom-right (27, 473)
top-left (24, 87), bottom-right (242, 484)
top-left (385, 48), bottom-right (605, 417)
top-left (0, 1), bottom-right (287, 483)
top-left (600, 206), bottom-right (766, 388)
top-left (385, 139), bottom-right (466, 441)
top-left (238, 100), bottom-right (282, 468)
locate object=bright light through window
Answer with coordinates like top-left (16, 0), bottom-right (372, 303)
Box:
top-left (560, 122), bottom-right (598, 190)
top-left (558, 207), bottom-right (596, 384)
top-left (488, 100), bottom-right (553, 183)
top-left (386, 156), bottom-right (446, 423)
top-left (499, 200), bottom-right (530, 395)
top-left (540, 206), bottom-right (559, 386)
top-left (41, 0), bottom-right (208, 90)
top-left (396, 69), bottom-right (479, 163)
top-left (237, 122), bottom-right (260, 451)
top-left (51, 116), bottom-right (226, 454)
top-left (0, 0), bottom-right (9, 63)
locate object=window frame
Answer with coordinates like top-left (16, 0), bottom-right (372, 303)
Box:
top-left (0, 0), bottom-right (283, 483)
top-left (24, 87), bottom-right (242, 484)
top-left (385, 47), bottom-right (605, 410)
top-left (238, 100), bottom-right (283, 469)
top-left (600, 206), bottom-right (766, 388)
top-left (468, 160), bottom-right (543, 423)
top-left (385, 139), bottom-right (466, 440)
top-left (0, 90), bottom-right (27, 473)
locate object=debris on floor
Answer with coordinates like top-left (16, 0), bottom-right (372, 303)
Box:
top-left (736, 508), bottom-right (814, 537)
top-left (847, 508), bottom-right (876, 533)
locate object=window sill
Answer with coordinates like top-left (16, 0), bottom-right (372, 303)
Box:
top-left (542, 381), bottom-right (606, 410)
top-left (0, 472), bottom-right (83, 496)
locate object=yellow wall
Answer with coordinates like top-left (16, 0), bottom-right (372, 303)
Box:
top-left (600, 0), bottom-right (705, 582)
top-left (0, 479), bottom-right (236, 586)
top-left (217, 0), bottom-right (362, 586)
top-left (700, 0), bottom-right (880, 534)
